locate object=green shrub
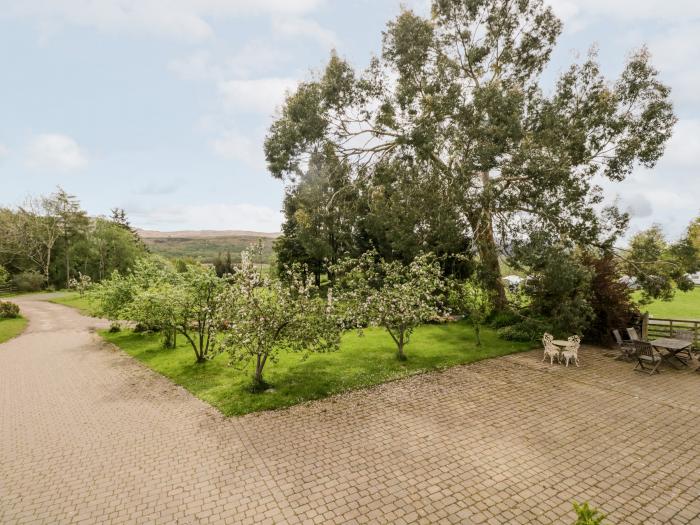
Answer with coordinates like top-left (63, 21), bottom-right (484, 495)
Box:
top-left (0, 301), bottom-right (20, 319)
top-left (0, 265), bottom-right (10, 285)
top-left (573, 502), bottom-right (607, 525)
top-left (489, 310), bottom-right (520, 329)
top-left (497, 318), bottom-right (552, 342)
top-left (12, 271), bottom-right (44, 292)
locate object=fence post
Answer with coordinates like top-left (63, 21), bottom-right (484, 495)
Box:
top-left (642, 312), bottom-right (649, 340)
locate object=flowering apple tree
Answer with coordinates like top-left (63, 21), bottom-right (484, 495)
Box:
top-left (217, 250), bottom-right (341, 391)
top-left (332, 251), bottom-right (446, 360)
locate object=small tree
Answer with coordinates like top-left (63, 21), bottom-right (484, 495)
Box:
top-left (0, 265), bottom-right (9, 286)
top-left (126, 263), bottom-right (226, 362)
top-left (450, 279), bottom-right (493, 346)
top-left (217, 250), bottom-right (341, 392)
top-left (333, 251), bottom-right (445, 361)
top-left (68, 272), bottom-right (92, 297)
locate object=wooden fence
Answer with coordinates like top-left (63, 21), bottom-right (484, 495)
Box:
top-left (642, 313), bottom-right (700, 348)
top-left (0, 283), bottom-right (17, 296)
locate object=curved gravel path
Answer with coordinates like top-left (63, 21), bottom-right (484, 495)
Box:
top-left (1, 295), bottom-right (700, 524)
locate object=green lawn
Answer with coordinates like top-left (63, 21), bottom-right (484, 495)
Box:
top-left (102, 322), bottom-right (532, 416)
top-left (0, 317), bottom-right (28, 344)
top-left (635, 287), bottom-right (700, 320)
top-left (49, 293), bottom-right (100, 317)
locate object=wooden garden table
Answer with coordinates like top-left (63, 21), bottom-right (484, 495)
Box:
top-left (649, 337), bottom-right (692, 369)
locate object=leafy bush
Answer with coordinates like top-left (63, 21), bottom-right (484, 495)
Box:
top-left (497, 317), bottom-right (552, 343)
top-left (489, 310), bottom-right (521, 329)
top-left (583, 253), bottom-right (639, 345)
top-left (449, 278), bottom-right (493, 345)
top-left (0, 301), bottom-right (20, 319)
top-left (573, 502), bottom-right (607, 525)
top-left (0, 265), bottom-right (9, 285)
top-left (12, 271), bottom-right (44, 292)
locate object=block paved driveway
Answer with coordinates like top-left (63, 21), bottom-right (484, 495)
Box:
top-left (2, 295), bottom-right (700, 524)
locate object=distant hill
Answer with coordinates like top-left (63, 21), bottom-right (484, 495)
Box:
top-left (137, 229), bottom-right (279, 239)
top-left (136, 229), bottom-right (279, 263)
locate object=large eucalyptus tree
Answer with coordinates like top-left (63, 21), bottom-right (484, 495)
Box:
top-left (265, 0), bottom-right (676, 308)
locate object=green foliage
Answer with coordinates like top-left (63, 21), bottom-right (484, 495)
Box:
top-left (0, 189), bottom-right (146, 287)
top-left (584, 253), bottom-right (639, 344)
top-left (266, 0), bottom-right (675, 308)
top-left (0, 301), bottom-right (20, 319)
top-left (497, 318), bottom-right (552, 343)
top-left (93, 257), bottom-right (226, 362)
top-left (275, 148), bottom-right (357, 284)
top-left (12, 271), bottom-right (45, 292)
top-left (572, 502), bottom-right (607, 525)
top-left (489, 310), bottom-right (521, 329)
top-left (449, 278), bottom-right (494, 345)
top-left (514, 238), bottom-right (595, 337)
top-left (626, 224), bottom-right (698, 304)
top-left (0, 265), bottom-right (9, 285)
top-left (333, 251), bottom-right (445, 360)
top-left (217, 249), bottom-right (341, 390)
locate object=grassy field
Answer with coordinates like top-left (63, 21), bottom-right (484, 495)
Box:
top-left (49, 293), bottom-right (100, 317)
top-left (0, 317), bottom-right (28, 344)
top-left (635, 287), bottom-right (700, 320)
top-left (102, 322), bottom-right (532, 416)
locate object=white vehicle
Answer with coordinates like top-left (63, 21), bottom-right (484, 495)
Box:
top-left (503, 275), bottom-right (523, 291)
top-left (619, 275), bottom-right (639, 290)
top-left (689, 272), bottom-right (700, 286)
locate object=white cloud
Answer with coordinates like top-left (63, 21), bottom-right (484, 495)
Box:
top-left (211, 129), bottom-right (265, 169)
top-left (169, 42), bottom-right (292, 82)
top-left (218, 77), bottom-right (298, 114)
top-left (168, 51), bottom-right (220, 81)
top-left (0, 144), bottom-right (9, 158)
top-left (272, 17), bottom-right (337, 48)
top-left (3, 0), bottom-right (325, 40)
top-left (26, 134), bottom-right (88, 171)
top-left (548, 0), bottom-right (700, 23)
top-left (656, 119), bottom-right (700, 171)
top-left (129, 202), bottom-right (282, 232)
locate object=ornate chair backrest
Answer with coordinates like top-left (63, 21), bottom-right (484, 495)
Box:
top-left (627, 328), bottom-right (640, 341)
top-left (542, 333), bottom-right (554, 347)
top-left (612, 329), bottom-right (624, 345)
top-left (566, 335), bottom-right (581, 353)
top-left (633, 340), bottom-right (654, 358)
top-left (674, 330), bottom-right (694, 342)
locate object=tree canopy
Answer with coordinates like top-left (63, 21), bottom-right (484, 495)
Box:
top-left (265, 0), bottom-right (676, 308)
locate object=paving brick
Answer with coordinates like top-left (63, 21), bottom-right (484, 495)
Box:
top-left (2, 297), bottom-right (700, 524)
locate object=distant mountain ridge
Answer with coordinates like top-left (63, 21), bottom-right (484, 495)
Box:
top-left (137, 229), bottom-right (280, 239)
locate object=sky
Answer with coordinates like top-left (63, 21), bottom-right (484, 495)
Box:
top-left (0, 0), bottom-right (698, 238)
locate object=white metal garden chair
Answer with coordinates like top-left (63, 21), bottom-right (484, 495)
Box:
top-left (561, 335), bottom-right (581, 367)
top-left (542, 332), bottom-right (560, 365)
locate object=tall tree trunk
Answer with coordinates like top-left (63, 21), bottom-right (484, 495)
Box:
top-left (397, 330), bottom-right (407, 361)
top-left (468, 173), bottom-right (507, 310)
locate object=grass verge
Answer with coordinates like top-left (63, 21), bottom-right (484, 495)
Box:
top-left (0, 317), bottom-right (28, 344)
top-left (49, 293), bottom-right (100, 317)
top-left (102, 322), bottom-right (532, 416)
top-left (635, 287), bottom-right (700, 320)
